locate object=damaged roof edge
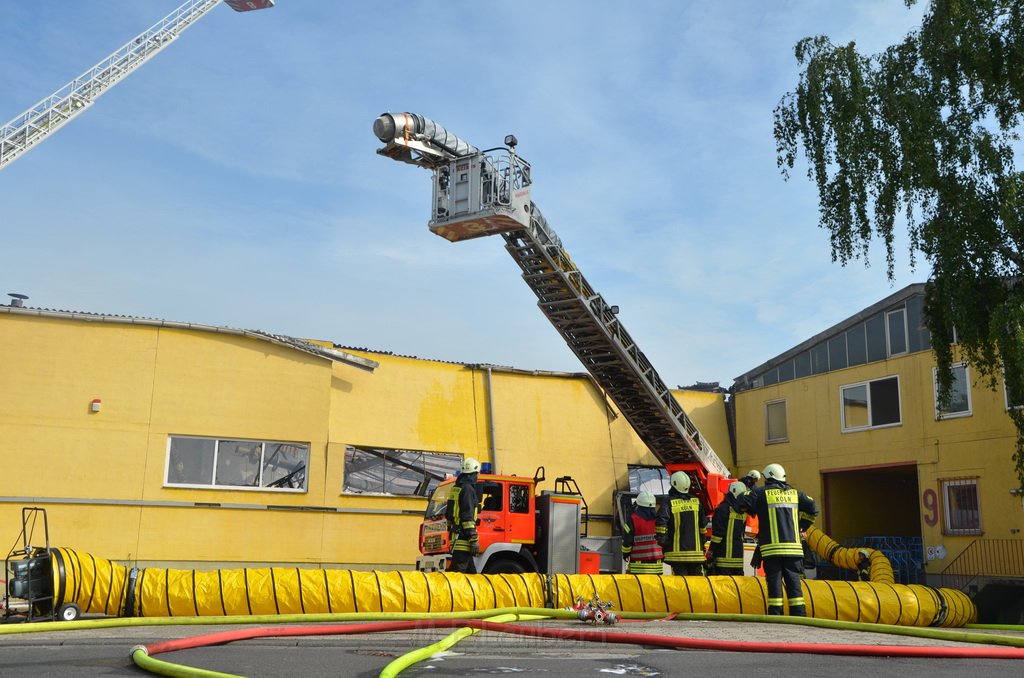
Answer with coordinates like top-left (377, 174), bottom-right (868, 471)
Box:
top-left (0, 306), bottom-right (379, 372)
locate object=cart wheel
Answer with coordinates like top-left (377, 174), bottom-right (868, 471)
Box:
top-left (58, 603), bottom-right (81, 622)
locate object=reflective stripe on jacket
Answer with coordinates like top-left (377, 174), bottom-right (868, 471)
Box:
top-left (710, 494), bottom-right (747, 568)
top-left (736, 480), bottom-right (817, 559)
top-left (656, 489), bottom-right (704, 563)
top-left (622, 507), bottom-right (663, 562)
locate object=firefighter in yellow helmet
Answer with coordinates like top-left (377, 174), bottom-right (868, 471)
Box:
top-left (655, 471), bottom-right (706, 576)
top-left (735, 463), bottom-right (818, 615)
top-left (621, 490), bottom-right (664, 574)
top-left (708, 481), bottom-right (749, 576)
top-left (447, 457), bottom-right (482, 573)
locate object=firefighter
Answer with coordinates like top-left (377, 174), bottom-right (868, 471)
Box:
top-left (739, 468), bottom-right (762, 568)
top-left (621, 490), bottom-right (664, 574)
top-left (655, 471), bottom-right (706, 576)
top-left (447, 457), bottom-right (482, 573)
top-left (708, 481), bottom-right (749, 576)
top-left (735, 463), bottom-right (818, 616)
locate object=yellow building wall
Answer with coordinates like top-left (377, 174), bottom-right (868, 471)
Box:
top-left (2, 312), bottom-right (732, 570)
top-left (734, 349), bottom-right (1023, 574)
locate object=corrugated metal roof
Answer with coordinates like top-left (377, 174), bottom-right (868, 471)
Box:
top-left (0, 305), bottom-right (378, 371)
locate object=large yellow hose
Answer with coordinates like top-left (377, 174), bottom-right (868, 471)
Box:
top-left (49, 546), bottom-right (975, 627)
top-left (805, 525), bottom-right (894, 583)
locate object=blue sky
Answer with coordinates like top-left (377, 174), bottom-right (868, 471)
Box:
top-left (1, 1), bottom-right (929, 388)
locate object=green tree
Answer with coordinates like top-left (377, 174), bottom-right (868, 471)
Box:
top-left (775, 0), bottom-right (1024, 490)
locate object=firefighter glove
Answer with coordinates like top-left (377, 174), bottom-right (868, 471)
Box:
top-left (470, 541), bottom-right (481, 557)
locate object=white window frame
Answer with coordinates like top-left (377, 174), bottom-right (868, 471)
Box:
top-left (940, 477), bottom-right (982, 536)
top-left (840, 375), bottom-right (902, 432)
top-left (886, 308), bottom-right (908, 356)
top-left (933, 362), bottom-right (972, 420)
top-left (1004, 370), bottom-right (1024, 410)
top-left (166, 436), bottom-right (309, 492)
top-left (765, 399), bottom-right (788, 443)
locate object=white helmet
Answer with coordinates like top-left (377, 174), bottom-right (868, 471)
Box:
top-left (670, 471), bottom-right (691, 493)
top-left (763, 463), bottom-right (786, 482)
top-left (745, 469), bottom-right (762, 483)
top-left (461, 457), bottom-right (481, 473)
top-left (728, 481), bottom-right (747, 499)
top-left (635, 490), bottom-right (657, 508)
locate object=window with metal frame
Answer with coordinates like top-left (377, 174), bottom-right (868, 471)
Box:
top-left (887, 308), bottom-right (908, 355)
top-left (166, 436), bottom-right (309, 491)
top-left (941, 477), bottom-right (982, 536)
top-left (342, 445), bottom-right (461, 497)
top-left (627, 465), bottom-right (670, 494)
top-left (934, 363), bottom-right (972, 419)
top-left (840, 375), bottom-right (901, 431)
top-left (765, 399), bottom-right (788, 443)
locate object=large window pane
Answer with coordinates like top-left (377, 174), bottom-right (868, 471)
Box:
top-left (216, 440), bottom-right (262, 487)
top-left (628, 465), bottom-right (669, 494)
top-left (934, 364), bottom-right (971, 419)
top-left (811, 343), bottom-right (829, 374)
top-left (906, 295), bottom-right (932, 352)
top-left (942, 478), bottom-right (981, 535)
top-left (765, 400), bottom-right (788, 443)
top-left (846, 324), bottom-right (867, 366)
top-left (794, 351), bottom-right (812, 378)
top-left (261, 443), bottom-right (308, 489)
top-left (778, 360), bottom-right (795, 383)
top-left (168, 437), bottom-right (215, 485)
top-left (870, 377), bottom-right (901, 426)
top-left (828, 334), bottom-right (848, 370)
top-left (887, 309), bottom-right (907, 355)
top-left (167, 436), bottom-right (309, 491)
top-left (343, 445), bottom-right (461, 497)
top-left (842, 384), bottom-right (870, 430)
top-left (841, 376), bottom-right (901, 430)
top-left (866, 314), bottom-right (887, 362)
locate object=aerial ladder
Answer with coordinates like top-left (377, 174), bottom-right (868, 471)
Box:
top-left (372, 112), bottom-right (733, 513)
top-left (0, 0), bottom-right (273, 172)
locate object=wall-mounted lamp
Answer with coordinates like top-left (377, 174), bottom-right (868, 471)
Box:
top-left (90, 398), bottom-right (102, 413)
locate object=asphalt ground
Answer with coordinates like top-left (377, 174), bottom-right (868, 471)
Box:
top-left (1, 616), bottom-right (1023, 677)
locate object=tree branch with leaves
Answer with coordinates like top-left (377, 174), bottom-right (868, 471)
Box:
top-left (775, 0), bottom-right (1024, 490)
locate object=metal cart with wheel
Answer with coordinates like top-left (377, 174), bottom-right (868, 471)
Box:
top-left (3, 507), bottom-right (80, 623)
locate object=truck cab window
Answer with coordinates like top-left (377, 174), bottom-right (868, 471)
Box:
top-left (509, 485), bottom-right (530, 514)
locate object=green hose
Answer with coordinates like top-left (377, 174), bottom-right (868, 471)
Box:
top-left (379, 612), bottom-right (552, 678)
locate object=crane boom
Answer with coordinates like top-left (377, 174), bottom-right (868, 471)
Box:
top-left (373, 112), bottom-right (732, 502)
top-left (0, 0), bottom-right (273, 171)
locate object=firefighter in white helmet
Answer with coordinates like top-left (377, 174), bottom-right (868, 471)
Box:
top-left (447, 457), bottom-right (482, 573)
top-left (621, 490), bottom-right (664, 574)
top-left (735, 463), bottom-right (818, 616)
top-left (655, 471), bottom-right (706, 576)
top-left (708, 481), bottom-right (749, 576)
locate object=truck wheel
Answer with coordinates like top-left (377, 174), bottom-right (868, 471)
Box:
top-left (484, 559), bottom-right (527, 575)
top-left (58, 603), bottom-right (81, 622)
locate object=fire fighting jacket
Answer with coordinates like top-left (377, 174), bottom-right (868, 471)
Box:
top-left (622, 505), bottom-right (663, 561)
top-left (446, 473), bottom-right (479, 552)
top-left (709, 493), bottom-right (747, 569)
top-left (655, 488), bottom-right (705, 563)
top-left (735, 479), bottom-right (818, 558)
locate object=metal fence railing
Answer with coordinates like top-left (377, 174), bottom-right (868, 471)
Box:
top-left (938, 538), bottom-right (1024, 591)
